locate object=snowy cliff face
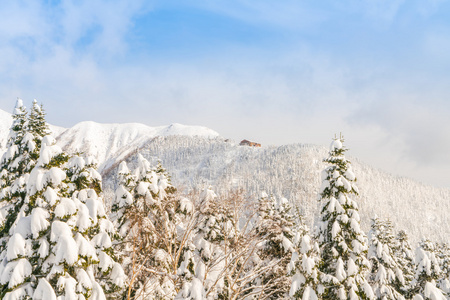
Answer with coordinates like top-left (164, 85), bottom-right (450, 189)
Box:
top-left (0, 108), bottom-right (448, 245)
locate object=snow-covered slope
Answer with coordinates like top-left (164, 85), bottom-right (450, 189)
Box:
top-left (55, 121), bottom-right (220, 173)
top-left (102, 136), bottom-right (450, 246)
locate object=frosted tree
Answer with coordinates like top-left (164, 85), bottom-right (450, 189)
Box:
top-left (111, 155), bottom-right (195, 299)
top-left (28, 99), bottom-right (51, 150)
top-left (411, 240), bottom-right (446, 300)
top-left (255, 194), bottom-right (295, 299)
top-left (316, 135), bottom-right (374, 300)
top-left (367, 217), bottom-right (405, 299)
top-left (66, 155), bottom-right (126, 297)
top-left (211, 190), bottom-right (282, 300)
top-left (110, 161), bottom-right (135, 239)
top-left (0, 99), bottom-right (51, 249)
top-left (177, 187), bottom-right (226, 300)
top-left (288, 213), bottom-right (321, 299)
top-left (436, 243), bottom-right (450, 296)
top-left (0, 135), bottom-right (125, 299)
top-left (393, 230), bottom-right (415, 298)
top-left (0, 100), bottom-right (33, 238)
top-left (179, 189), bottom-right (284, 300)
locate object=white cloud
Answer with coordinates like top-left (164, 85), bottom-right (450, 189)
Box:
top-left (0, 0), bottom-right (450, 188)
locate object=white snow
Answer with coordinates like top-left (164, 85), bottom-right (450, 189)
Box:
top-left (54, 235), bottom-right (79, 265)
top-left (30, 207), bottom-right (50, 238)
top-left (7, 233), bottom-right (28, 260)
top-left (330, 139), bottom-right (343, 151)
top-left (54, 198), bottom-right (77, 218)
top-left (33, 278), bottom-right (57, 300)
top-left (8, 258), bottom-right (32, 288)
top-left (75, 233), bottom-right (97, 260)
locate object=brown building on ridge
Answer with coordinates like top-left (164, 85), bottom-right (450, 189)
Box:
top-left (239, 139), bottom-right (261, 147)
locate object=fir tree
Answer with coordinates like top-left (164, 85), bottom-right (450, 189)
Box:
top-left (393, 230), bottom-right (415, 298)
top-left (177, 187), bottom-right (222, 300)
top-left (316, 135), bottom-right (374, 300)
top-left (411, 240), bottom-right (446, 300)
top-left (111, 155), bottom-right (192, 299)
top-left (0, 99), bottom-right (34, 239)
top-left (367, 217), bottom-right (405, 299)
top-left (436, 243), bottom-right (450, 296)
top-left (0, 99), bottom-right (43, 299)
top-left (288, 212), bottom-right (321, 299)
top-left (255, 194), bottom-right (295, 299)
top-left (0, 132), bottom-right (125, 299)
top-left (66, 155), bottom-right (126, 297)
top-left (28, 99), bottom-right (51, 151)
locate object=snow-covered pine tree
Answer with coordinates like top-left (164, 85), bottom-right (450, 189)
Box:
top-left (0, 134), bottom-right (125, 299)
top-left (0, 99), bottom-right (34, 242)
top-left (66, 155), bottom-right (126, 297)
top-left (367, 217), bottom-right (405, 299)
top-left (0, 99), bottom-right (51, 245)
top-left (393, 230), bottom-right (415, 298)
top-left (288, 211), bottom-right (321, 299)
top-left (28, 99), bottom-right (51, 150)
top-left (110, 161), bottom-right (135, 238)
top-left (411, 239), bottom-right (446, 300)
top-left (111, 155), bottom-right (194, 299)
top-left (255, 194), bottom-right (295, 299)
top-left (316, 135), bottom-right (374, 300)
top-left (436, 243), bottom-right (450, 296)
top-left (0, 99), bottom-right (48, 299)
top-left (177, 187), bottom-right (224, 300)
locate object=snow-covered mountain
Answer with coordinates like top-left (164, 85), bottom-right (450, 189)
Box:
top-left (0, 108), bottom-right (448, 245)
top-left (55, 121), bottom-right (219, 173)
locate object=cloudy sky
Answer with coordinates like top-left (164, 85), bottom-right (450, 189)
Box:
top-left (0, 0), bottom-right (450, 187)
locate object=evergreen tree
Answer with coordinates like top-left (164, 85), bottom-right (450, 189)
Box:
top-left (411, 239), bottom-right (446, 300)
top-left (177, 187), bottom-right (223, 300)
top-left (66, 155), bottom-right (126, 297)
top-left (0, 132), bottom-right (125, 299)
top-left (393, 230), bottom-right (415, 298)
top-left (288, 212), bottom-right (321, 299)
top-left (0, 99), bottom-right (34, 241)
top-left (0, 99), bottom-right (46, 299)
top-left (367, 217), bottom-right (405, 299)
top-left (255, 194), bottom-right (295, 299)
top-left (0, 99), bottom-right (51, 253)
top-left (436, 243), bottom-right (450, 296)
top-left (316, 135), bottom-right (374, 300)
top-left (110, 161), bottom-right (135, 239)
top-left (111, 155), bottom-right (192, 299)
top-left (28, 99), bottom-right (50, 150)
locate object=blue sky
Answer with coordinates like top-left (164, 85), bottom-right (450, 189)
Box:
top-left (1, 0), bottom-right (450, 187)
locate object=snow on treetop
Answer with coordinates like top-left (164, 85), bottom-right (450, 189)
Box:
top-left (13, 98), bottom-right (25, 114)
top-left (32, 99), bottom-right (41, 112)
top-left (330, 138), bottom-right (343, 152)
